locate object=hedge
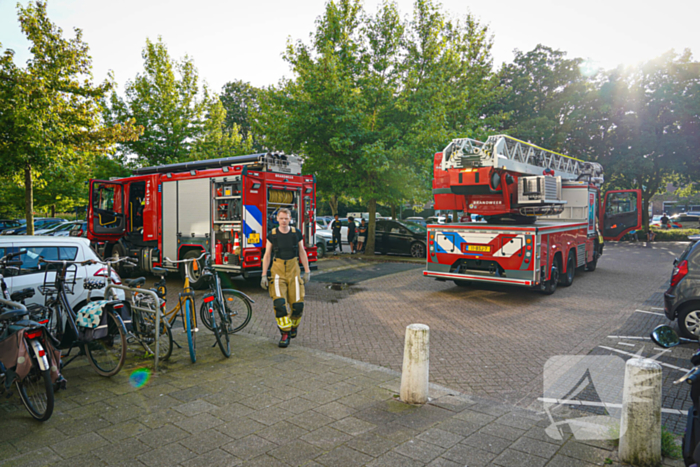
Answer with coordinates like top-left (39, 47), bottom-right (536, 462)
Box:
top-left (649, 227), bottom-right (700, 242)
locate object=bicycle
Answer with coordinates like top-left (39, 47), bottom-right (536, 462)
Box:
top-left (0, 251), bottom-right (56, 421)
top-left (37, 257), bottom-right (128, 377)
top-left (196, 253), bottom-right (254, 358)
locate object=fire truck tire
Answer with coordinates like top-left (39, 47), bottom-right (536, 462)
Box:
top-left (454, 280), bottom-right (470, 287)
top-left (182, 250), bottom-right (207, 290)
top-left (559, 251), bottom-right (576, 287)
top-left (585, 256), bottom-right (598, 272)
top-left (541, 257), bottom-right (560, 295)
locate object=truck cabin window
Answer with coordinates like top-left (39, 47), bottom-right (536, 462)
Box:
top-left (606, 192), bottom-right (638, 215)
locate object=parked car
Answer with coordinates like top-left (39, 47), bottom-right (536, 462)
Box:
top-left (66, 221), bottom-right (88, 238)
top-left (1, 218), bottom-right (67, 235)
top-left (670, 214), bottom-right (700, 229)
top-left (35, 221), bottom-right (80, 236)
top-left (665, 237), bottom-right (700, 338)
top-left (0, 219), bottom-right (21, 233)
top-left (374, 219), bottom-right (427, 258)
top-left (315, 224), bottom-right (336, 258)
top-left (0, 236), bottom-right (124, 311)
top-left (316, 216), bottom-right (333, 230)
top-left (404, 217), bottom-right (427, 227)
top-left (426, 216), bottom-right (448, 225)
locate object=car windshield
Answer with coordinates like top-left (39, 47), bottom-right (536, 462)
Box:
top-left (403, 221), bottom-right (427, 233)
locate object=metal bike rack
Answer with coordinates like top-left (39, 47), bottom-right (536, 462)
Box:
top-left (105, 284), bottom-right (163, 372)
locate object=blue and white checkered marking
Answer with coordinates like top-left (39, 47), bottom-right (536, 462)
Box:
top-left (76, 300), bottom-right (109, 328)
top-left (243, 205), bottom-right (263, 247)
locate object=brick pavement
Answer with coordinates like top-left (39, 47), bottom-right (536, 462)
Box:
top-left (0, 241), bottom-right (690, 466)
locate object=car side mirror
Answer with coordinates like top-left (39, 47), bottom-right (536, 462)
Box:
top-left (673, 258), bottom-right (679, 266)
top-left (650, 325), bottom-right (680, 348)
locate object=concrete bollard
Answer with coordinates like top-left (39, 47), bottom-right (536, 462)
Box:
top-left (400, 324), bottom-right (430, 405)
top-left (619, 358), bottom-right (663, 467)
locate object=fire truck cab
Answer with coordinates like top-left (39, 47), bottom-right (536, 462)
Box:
top-left (424, 135), bottom-right (642, 294)
top-left (88, 153), bottom-right (317, 288)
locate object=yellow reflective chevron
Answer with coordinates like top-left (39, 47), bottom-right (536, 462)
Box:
top-left (291, 317), bottom-right (301, 328)
top-left (276, 316), bottom-right (292, 331)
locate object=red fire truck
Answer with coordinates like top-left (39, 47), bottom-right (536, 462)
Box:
top-left (424, 135), bottom-right (642, 294)
top-left (87, 153), bottom-right (317, 288)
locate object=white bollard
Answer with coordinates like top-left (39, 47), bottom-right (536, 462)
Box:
top-left (619, 358), bottom-right (662, 467)
top-left (400, 324), bottom-right (430, 405)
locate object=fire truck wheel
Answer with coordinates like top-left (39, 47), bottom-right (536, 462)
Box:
top-left (410, 242), bottom-right (426, 258)
top-left (454, 280), bottom-right (469, 288)
top-left (182, 250), bottom-right (207, 290)
top-left (541, 257), bottom-right (560, 295)
top-left (559, 252), bottom-right (576, 287)
top-left (585, 255), bottom-right (598, 272)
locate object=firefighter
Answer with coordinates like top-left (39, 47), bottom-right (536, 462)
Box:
top-left (260, 208), bottom-right (311, 347)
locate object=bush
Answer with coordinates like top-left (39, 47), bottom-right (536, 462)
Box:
top-left (651, 227), bottom-right (700, 242)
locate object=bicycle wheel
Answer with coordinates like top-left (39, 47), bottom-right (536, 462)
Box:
top-left (84, 310), bottom-right (127, 377)
top-left (16, 361), bottom-right (54, 421)
top-left (221, 290), bottom-right (252, 333)
top-left (185, 298), bottom-right (196, 363)
top-left (211, 302), bottom-right (231, 358)
top-left (199, 301), bottom-right (213, 331)
top-left (152, 319), bottom-right (173, 362)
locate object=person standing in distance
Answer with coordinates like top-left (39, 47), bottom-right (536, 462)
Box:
top-left (260, 209), bottom-right (311, 347)
top-left (330, 214), bottom-right (343, 254)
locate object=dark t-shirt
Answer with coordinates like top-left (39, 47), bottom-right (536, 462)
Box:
top-left (271, 228), bottom-right (303, 260)
top-left (331, 219), bottom-right (342, 234)
top-left (348, 222), bottom-right (356, 239)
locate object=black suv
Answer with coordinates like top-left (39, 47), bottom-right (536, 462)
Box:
top-left (665, 236), bottom-right (700, 338)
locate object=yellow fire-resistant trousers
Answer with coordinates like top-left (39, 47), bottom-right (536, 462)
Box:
top-left (269, 258), bottom-right (305, 331)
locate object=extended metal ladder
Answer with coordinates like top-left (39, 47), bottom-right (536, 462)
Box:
top-left (441, 135), bottom-right (603, 183)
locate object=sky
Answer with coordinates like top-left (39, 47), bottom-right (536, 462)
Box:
top-left (1, 0), bottom-right (698, 94)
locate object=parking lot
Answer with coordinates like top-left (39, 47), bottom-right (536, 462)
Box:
top-left (156, 242), bottom-right (687, 411)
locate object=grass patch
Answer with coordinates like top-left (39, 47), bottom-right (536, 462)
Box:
top-left (661, 426), bottom-right (682, 459)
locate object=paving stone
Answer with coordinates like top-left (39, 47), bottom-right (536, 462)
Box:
top-left (59, 416), bottom-right (112, 437)
top-left (372, 421), bottom-right (420, 443)
top-left (315, 445), bottom-right (373, 467)
top-left (492, 448), bottom-right (549, 467)
top-left (282, 396), bottom-right (321, 414)
top-left (1, 446), bottom-right (62, 467)
top-left (246, 405), bottom-right (293, 426)
top-left (221, 434), bottom-right (276, 459)
top-left (300, 389), bottom-right (342, 405)
top-left (10, 427), bottom-right (68, 453)
top-left (442, 444), bottom-right (496, 466)
top-left (256, 420), bottom-right (309, 446)
top-left (243, 454), bottom-right (288, 467)
top-left (137, 424), bottom-right (189, 448)
top-left (461, 431), bottom-right (511, 454)
top-left (522, 426), bottom-right (571, 445)
top-left (239, 393), bottom-right (284, 410)
top-left (416, 428), bottom-right (464, 448)
top-left (93, 437), bottom-right (151, 466)
top-left (394, 438), bottom-right (446, 463)
top-left (179, 449), bottom-right (242, 467)
top-left (557, 439), bottom-right (614, 464)
top-left (434, 418), bottom-right (481, 437)
top-left (216, 402), bottom-right (256, 421)
top-left (428, 395), bottom-right (475, 413)
top-left (51, 432), bottom-right (109, 459)
top-left (453, 409), bottom-right (496, 426)
top-left (0, 441), bottom-right (19, 460)
top-left (425, 457), bottom-right (464, 467)
top-left (288, 410), bottom-right (334, 431)
top-left (173, 399), bottom-right (219, 416)
top-left (330, 416), bottom-right (376, 435)
top-left (366, 450), bottom-right (426, 467)
top-left (314, 401), bottom-right (358, 420)
top-left (99, 402), bottom-right (142, 424)
top-left (174, 412), bottom-right (225, 434)
top-left (394, 404), bottom-right (452, 431)
top-left (178, 428), bottom-right (234, 454)
top-left (97, 420), bottom-right (150, 442)
top-left (267, 440), bottom-right (323, 465)
top-left (136, 442), bottom-right (197, 466)
top-left (216, 418), bottom-right (267, 439)
top-left (47, 452), bottom-right (104, 467)
top-left (301, 425), bottom-right (352, 449)
top-left (345, 431), bottom-right (398, 457)
top-left (477, 422), bottom-right (526, 441)
top-left (495, 412), bottom-right (540, 430)
top-left (510, 436), bottom-right (560, 458)
top-left (354, 405), bottom-right (400, 425)
top-left (139, 408), bottom-right (187, 429)
top-left (544, 454), bottom-right (600, 467)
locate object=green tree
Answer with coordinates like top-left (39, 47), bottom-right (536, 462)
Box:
top-left (257, 0), bottom-right (501, 254)
top-left (106, 37), bottom-right (212, 167)
top-left (595, 50), bottom-right (700, 232)
top-left (0, 2), bottom-right (140, 234)
top-left (219, 80), bottom-right (262, 151)
top-left (189, 99), bottom-right (254, 160)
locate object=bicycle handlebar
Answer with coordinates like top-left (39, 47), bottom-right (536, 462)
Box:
top-left (39, 258), bottom-right (97, 267)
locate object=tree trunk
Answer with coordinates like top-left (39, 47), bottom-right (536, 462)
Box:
top-left (391, 205), bottom-right (396, 220)
top-left (25, 164), bottom-right (34, 235)
top-left (51, 205), bottom-right (56, 218)
top-left (329, 195), bottom-right (338, 217)
top-left (364, 199), bottom-right (377, 257)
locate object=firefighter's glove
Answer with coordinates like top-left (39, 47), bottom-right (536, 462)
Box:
top-left (303, 272), bottom-right (311, 285)
top-left (260, 276), bottom-right (269, 290)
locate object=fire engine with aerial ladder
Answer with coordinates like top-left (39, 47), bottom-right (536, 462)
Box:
top-left (424, 135), bottom-right (642, 294)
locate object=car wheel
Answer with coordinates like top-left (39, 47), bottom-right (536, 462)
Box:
top-left (316, 241), bottom-right (327, 259)
top-left (559, 251), bottom-right (576, 287)
top-left (410, 242), bottom-right (426, 258)
top-left (678, 306), bottom-right (700, 340)
top-left (111, 243), bottom-right (131, 278)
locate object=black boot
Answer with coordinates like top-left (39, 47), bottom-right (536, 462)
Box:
top-left (290, 327), bottom-right (298, 339)
top-left (279, 330), bottom-right (290, 348)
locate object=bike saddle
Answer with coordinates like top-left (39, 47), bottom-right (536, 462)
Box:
top-left (10, 288), bottom-right (35, 302)
top-left (124, 277), bottom-right (146, 287)
top-left (152, 267), bottom-right (168, 277)
top-left (0, 310), bottom-right (28, 322)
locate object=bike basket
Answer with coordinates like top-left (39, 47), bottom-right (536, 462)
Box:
top-left (39, 263), bottom-right (78, 298)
